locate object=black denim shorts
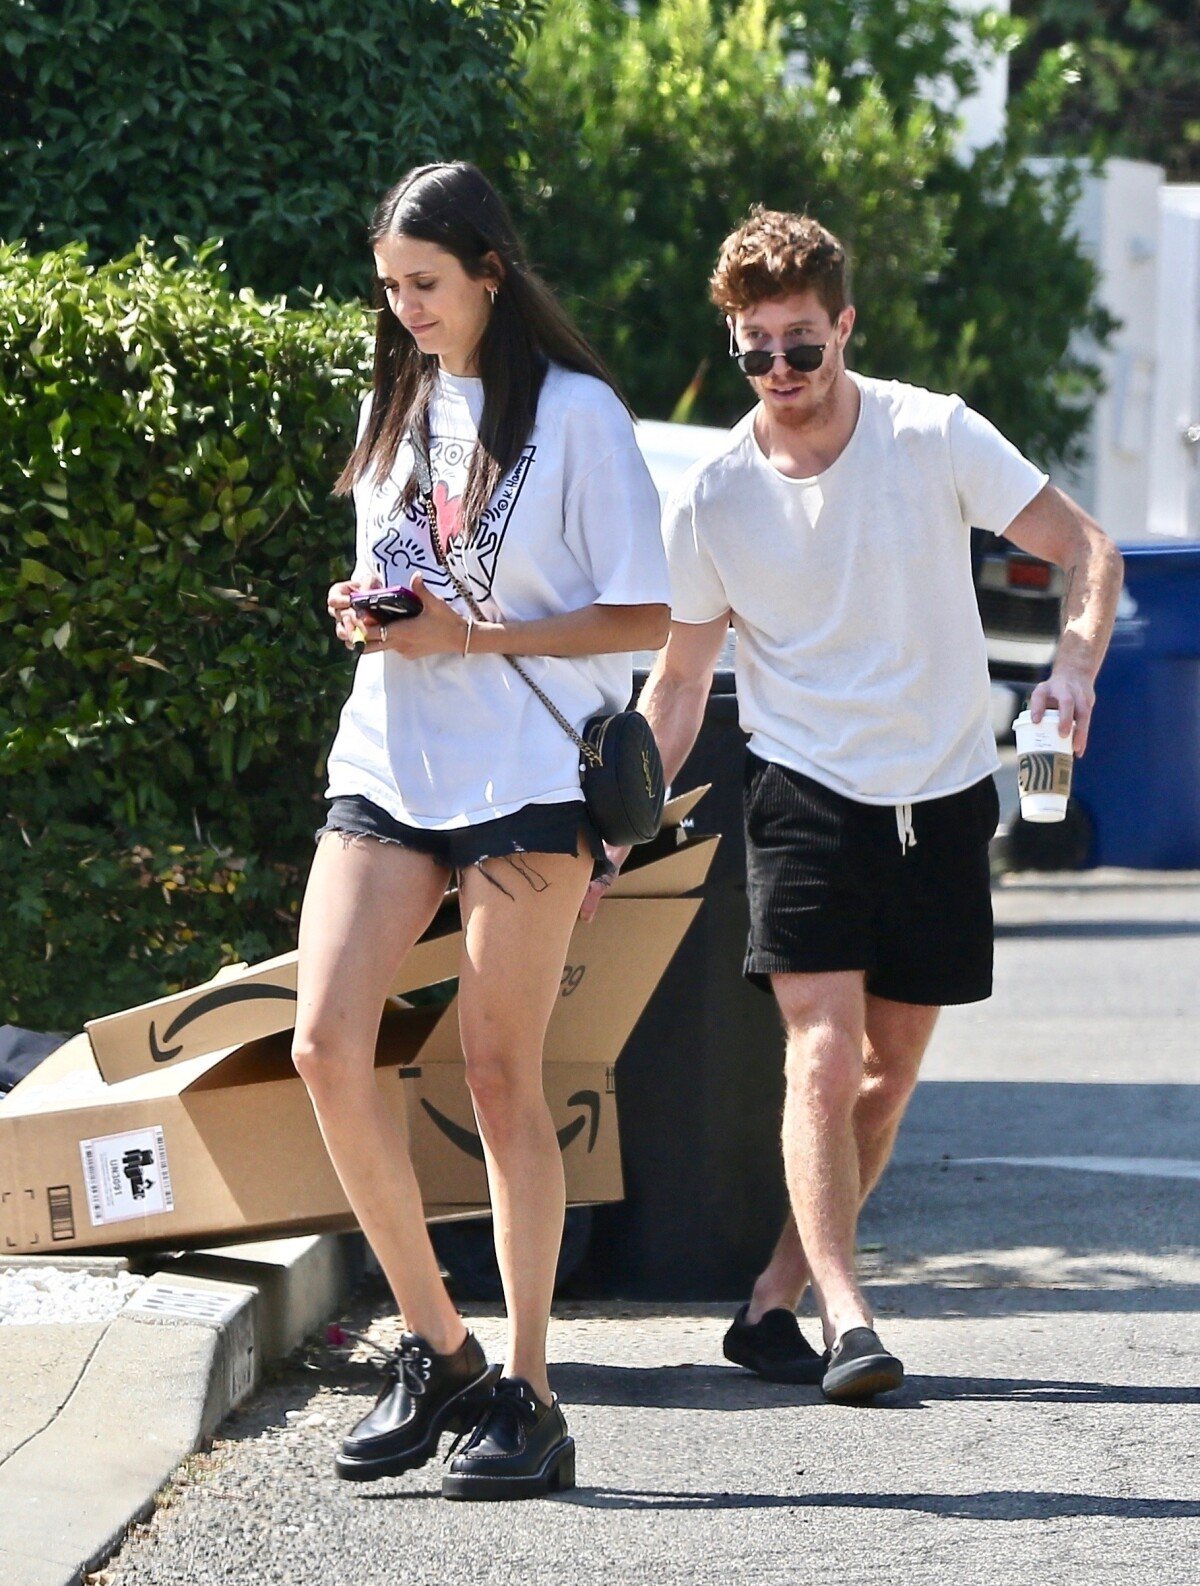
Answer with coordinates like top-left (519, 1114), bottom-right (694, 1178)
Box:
top-left (316, 793), bottom-right (606, 875)
top-left (743, 753), bottom-right (1000, 1006)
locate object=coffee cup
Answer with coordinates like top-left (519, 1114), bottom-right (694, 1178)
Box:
top-left (1013, 707), bottom-right (1074, 823)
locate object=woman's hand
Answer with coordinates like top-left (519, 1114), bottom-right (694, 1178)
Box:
top-left (578, 843), bottom-right (632, 922)
top-left (328, 573), bottom-right (381, 651)
top-left (368, 572), bottom-right (469, 660)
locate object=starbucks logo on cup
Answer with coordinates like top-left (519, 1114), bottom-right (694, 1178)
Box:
top-left (1018, 751), bottom-right (1072, 798)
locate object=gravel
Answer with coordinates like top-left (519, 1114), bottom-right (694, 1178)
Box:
top-left (0, 1264), bottom-right (145, 1326)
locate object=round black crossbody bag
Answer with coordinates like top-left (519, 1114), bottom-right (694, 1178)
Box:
top-left (412, 424), bottom-right (666, 848)
top-left (579, 709), bottom-right (665, 847)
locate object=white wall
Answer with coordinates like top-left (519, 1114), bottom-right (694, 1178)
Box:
top-left (1147, 187), bottom-right (1200, 539)
top-left (1085, 160), bottom-right (1163, 542)
top-left (1047, 159), bottom-right (1165, 542)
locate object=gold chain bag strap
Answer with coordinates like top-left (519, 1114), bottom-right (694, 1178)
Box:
top-left (411, 419), bottom-right (665, 846)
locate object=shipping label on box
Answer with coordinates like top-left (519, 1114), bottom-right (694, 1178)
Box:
top-left (79, 1125), bottom-right (175, 1227)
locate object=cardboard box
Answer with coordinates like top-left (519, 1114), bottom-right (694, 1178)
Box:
top-left (84, 791), bottom-right (718, 1085)
top-left (0, 804), bottom-right (717, 1255)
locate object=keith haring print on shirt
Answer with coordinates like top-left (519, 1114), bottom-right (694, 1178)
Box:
top-left (366, 431), bottom-right (536, 607)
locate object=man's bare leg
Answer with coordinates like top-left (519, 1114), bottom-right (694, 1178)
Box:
top-left (748, 991), bottom-right (939, 1329)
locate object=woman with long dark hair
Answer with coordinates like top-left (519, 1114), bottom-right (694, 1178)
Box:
top-left (292, 162), bottom-right (669, 1500)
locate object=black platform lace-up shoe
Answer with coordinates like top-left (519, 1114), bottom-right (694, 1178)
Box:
top-left (334, 1329), bottom-right (499, 1482)
top-left (441, 1375), bottom-right (575, 1501)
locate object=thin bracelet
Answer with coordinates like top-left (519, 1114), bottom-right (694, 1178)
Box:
top-left (462, 616), bottom-right (475, 657)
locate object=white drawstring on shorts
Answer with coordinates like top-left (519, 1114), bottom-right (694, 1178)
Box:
top-left (895, 802), bottom-right (917, 855)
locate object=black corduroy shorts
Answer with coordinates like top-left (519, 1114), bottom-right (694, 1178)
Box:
top-left (742, 753), bottom-right (1000, 1006)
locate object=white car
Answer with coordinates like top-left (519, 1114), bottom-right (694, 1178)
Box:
top-left (634, 417), bottom-right (731, 504)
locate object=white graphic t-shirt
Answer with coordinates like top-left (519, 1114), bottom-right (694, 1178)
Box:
top-left (325, 365), bottom-right (669, 828)
top-left (663, 372), bottom-right (1048, 803)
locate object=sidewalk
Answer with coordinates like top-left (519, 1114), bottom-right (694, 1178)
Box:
top-left (0, 1234), bottom-right (365, 1586)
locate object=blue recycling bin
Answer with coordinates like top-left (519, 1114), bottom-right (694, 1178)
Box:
top-left (1072, 543), bottom-right (1200, 868)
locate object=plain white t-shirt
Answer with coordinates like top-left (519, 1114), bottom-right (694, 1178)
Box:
top-left (663, 371), bottom-right (1048, 803)
top-left (325, 365), bottom-right (670, 827)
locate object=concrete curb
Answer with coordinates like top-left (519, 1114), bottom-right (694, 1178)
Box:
top-left (0, 1231), bottom-right (366, 1586)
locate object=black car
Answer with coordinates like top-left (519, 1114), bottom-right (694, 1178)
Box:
top-left (970, 527), bottom-right (1064, 687)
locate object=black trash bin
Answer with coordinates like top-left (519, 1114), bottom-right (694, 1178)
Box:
top-left (585, 671), bottom-right (790, 1300)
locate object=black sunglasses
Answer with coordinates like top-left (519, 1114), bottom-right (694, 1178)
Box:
top-left (730, 342), bottom-right (827, 377)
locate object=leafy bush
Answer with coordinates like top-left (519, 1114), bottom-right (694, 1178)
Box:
top-left (0, 0), bottom-right (539, 301)
top-left (1011, 0), bottom-right (1200, 182)
top-left (0, 239), bottom-right (372, 1029)
top-left (511, 0), bottom-right (1109, 465)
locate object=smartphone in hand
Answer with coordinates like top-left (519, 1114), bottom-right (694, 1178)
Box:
top-left (350, 585), bottom-right (423, 621)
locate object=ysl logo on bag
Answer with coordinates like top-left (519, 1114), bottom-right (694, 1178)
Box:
top-left (641, 747), bottom-right (656, 798)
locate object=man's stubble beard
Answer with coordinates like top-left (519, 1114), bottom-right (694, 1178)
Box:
top-left (758, 360), bottom-right (843, 433)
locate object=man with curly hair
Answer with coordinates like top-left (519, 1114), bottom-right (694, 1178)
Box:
top-left (584, 207), bottom-right (1123, 1401)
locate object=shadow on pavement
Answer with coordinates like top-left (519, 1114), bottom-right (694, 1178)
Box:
top-left (552, 1361), bottom-right (912, 1411)
top-left (907, 1374), bottom-right (1198, 1406)
top-left (553, 1362), bottom-right (1196, 1413)
top-left (562, 1488), bottom-right (1200, 1519)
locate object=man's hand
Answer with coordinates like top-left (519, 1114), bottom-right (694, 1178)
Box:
top-left (579, 843), bottom-right (632, 922)
top-left (1029, 665), bottom-right (1096, 755)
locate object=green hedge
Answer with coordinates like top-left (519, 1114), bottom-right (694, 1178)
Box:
top-left (0, 239), bottom-right (373, 1030)
top-left (0, 0), bottom-right (538, 301)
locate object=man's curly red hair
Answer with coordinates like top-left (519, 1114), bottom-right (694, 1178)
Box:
top-left (710, 207), bottom-right (849, 320)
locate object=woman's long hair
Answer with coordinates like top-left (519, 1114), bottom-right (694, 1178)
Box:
top-left (335, 162), bottom-right (624, 537)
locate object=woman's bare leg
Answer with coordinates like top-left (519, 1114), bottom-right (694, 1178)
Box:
top-left (292, 833), bottom-right (464, 1354)
top-left (455, 847), bottom-right (593, 1404)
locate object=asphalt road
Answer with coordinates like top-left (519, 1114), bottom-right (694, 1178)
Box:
top-left (97, 872), bottom-right (1200, 1586)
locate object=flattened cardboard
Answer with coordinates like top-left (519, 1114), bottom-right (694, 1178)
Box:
top-left (84, 786), bottom-right (717, 1085)
top-left (0, 896), bottom-right (703, 1254)
top-left (609, 835), bottom-right (718, 898)
top-left (403, 1059), bottom-right (619, 1207)
top-left (85, 928), bottom-right (461, 1085)
top-left (0, 1010), bottom-right (616, 1254)
top-left (660, 783), bottom-right (711, 827)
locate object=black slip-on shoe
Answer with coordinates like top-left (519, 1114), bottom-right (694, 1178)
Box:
top-left (442, 1375), bottom-right (575, 1501)
top-left (722, 1303), bottom-right (829, 1385)
top-left (334, 1329), bottom-right (499, 1481)
top-left (821, 1326), bottom-right (904, 1403)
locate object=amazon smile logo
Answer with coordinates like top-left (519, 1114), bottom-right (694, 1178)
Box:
top-left (420, 1090), bottom-right (601, 1162)
top-left (149, 983), bottom-right (297, 1063)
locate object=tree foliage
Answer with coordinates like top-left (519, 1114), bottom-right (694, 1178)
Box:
top-left (0, 239), bottom-right (373, 1029)
top-left (512, 0), bottom-right (1109, 466)
top-left (1010, 1), bottom-right (1200, 181)
top-left (0, 0), bottom-right (539, 301)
